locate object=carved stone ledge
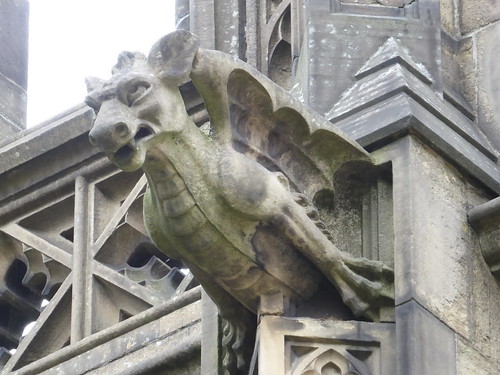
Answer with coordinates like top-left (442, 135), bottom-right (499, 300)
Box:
top-left (2, 287), bottom-right (202, 374)
top-left (326, 37), bottom-right (500, 194)
top-left (468, 196), bottom-right (500, 280)
top-left (257, 316), bottom-right (395, 375)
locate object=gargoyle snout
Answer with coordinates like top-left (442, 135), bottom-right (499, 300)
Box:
top-left (89, 121), bottom-right (131, 152)
top-left (88, 101), bottom-right (134, 152)
top-left (89, 121), bottom-right (132, 150)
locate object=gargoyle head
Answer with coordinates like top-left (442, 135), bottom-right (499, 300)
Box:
top-left (85, 30), bottom-right (200, 171)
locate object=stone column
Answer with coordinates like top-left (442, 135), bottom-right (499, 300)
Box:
top-left (0, 0), bottom-right (29, 140)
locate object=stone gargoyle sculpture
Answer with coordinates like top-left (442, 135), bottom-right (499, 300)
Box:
top-left (85, 30), bottom-right (394, 372)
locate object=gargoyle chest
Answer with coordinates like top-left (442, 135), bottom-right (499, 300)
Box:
top-left (147, 159), bottom-right (254, 276)
top-left (145, 157), bottom-right (319, 312)
top-left (148, 158), bottom-right (211, 239)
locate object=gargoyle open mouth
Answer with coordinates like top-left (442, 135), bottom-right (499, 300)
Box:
top-left (112, 125), bottom-right (155, 166)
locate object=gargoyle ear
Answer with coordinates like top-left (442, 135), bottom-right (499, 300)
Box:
top-left (85, 76), bottom-right (106, 93)
top-left (147, 30), bottom-right (200, 84)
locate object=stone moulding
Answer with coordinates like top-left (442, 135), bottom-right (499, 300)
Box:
top-left (258, 316), bottom-right (395, 375)
top-left (327, 37), bottom-right (500, 195)
top-left (1, 287), bottom-right (201, 375)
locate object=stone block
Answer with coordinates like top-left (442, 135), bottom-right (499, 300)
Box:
top-left (459, 0), bottom-right (500, 34)
top-left (476, 21), bottom-right (500, 152)
top-left (300, 7), bottom-right (442, 115)
top-left (213, 0), bottom-right (243, 56)
top-left (190, 0), bottom-right (215, 49)
top-left (0, 106), bottom-right (93, 175)
top-left (159, 299), bottom-right (202, 337)
top-left (17, 299), bottom-right (203, 375)
top-left (384, 137), bottom-right (500, 362)
top-left (326, 39), bottom-right (500, 194)
top-left (0, 107), bottom-right (98, 216)
top-left (454, 36), bottom-right (476, 116)
top-left (43, 323), bottom-right (202, 375)
top-left (200, 291), bottom-right (220, 375)
top-left (0, 0), bottom-right (27, 139)
top-left (0, 72), bottom-right (26, 133)
top-left (441, 33), bottom-right (469, 109)
top-left (469, 197), bottom-right (500, 280)
top-left (258, 316), bottom-right (396, 374)
top-left (456, 335), bottom-right (500, 375)
top-left (0, 0), bottom-right (29, 89)
top-left (396, 300), bottom-right (456, 375)
top-left (439, 0), bottom-right (458, 36)
top-left (259, 292), bottom-right (285, 317)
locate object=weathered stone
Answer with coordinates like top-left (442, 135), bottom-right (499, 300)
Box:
top-left (375, 136), bottom-right (500, 362)
top-left (0, 106), bottom-right (97, 217)
top-left (3, 287), bottom-right (202, 374)
top-left (0, 0), bottom-right (29, 136)
top-left (469, 196), bottom-right (500, 280)
top-left (297, 0), bottom-right (442, 114)
top-left (259, 292), bottom-right (286, 317)
top-left (456, 335), bottom-right (500, 375)
top-left (325, 36), bottom-right (500, 194)
top-left (476, 21), bottom-right (500, 152)
top-left (459, 0), bottom-right (500, 34)
top-left (454, 36), bottom-right (477, 113)
top-left (396, 300), bottom-right (457, 375)
top-left (0, 0), bottom-right (29, 89)
top-left (85, 29), bottom-right (400, 373)
top-left (257, 315), bottom-right (396, 374)
top-left (439, 0), bottom-right (458, 36)
top-left (36, 300), bottom-right (202, 375)
top-left (441, 33), bottom-right (472, 114)
top-left (0, 73), bottom-right (26, 135)
top-left (200, 291), bottom-right (221, 374)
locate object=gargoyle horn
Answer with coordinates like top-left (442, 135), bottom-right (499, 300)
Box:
top-left (147, 30), bottom-right (200, 84)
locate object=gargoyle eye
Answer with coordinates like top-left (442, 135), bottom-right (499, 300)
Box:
top-left (126, 82), bottom-right (151, 107)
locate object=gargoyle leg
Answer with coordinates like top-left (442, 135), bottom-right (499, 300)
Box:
top-left (275, 203), bottom-right (394, 320)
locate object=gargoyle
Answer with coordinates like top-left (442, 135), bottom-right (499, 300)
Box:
top-left (85, 30), bottom-right (394, 373)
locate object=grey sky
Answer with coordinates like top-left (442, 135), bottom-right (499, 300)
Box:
top-left (27, 0), bottom-right (175, 127)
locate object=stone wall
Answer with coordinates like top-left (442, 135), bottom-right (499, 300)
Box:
top-left (440, 0), bottom-right (500, 152)
top-left (0, 0), bottom-right (28, 139)
top-left (375, 136), bottom-right (499, 373)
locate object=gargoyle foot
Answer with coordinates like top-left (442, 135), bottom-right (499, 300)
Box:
top-left (330, 255), bottom-right (394, 321)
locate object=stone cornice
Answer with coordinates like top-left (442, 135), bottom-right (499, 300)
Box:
top-left (326, 38), bottom-right (500, 194)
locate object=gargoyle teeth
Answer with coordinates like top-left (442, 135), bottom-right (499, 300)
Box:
top-left (129, 139), bottom-right (138, 151)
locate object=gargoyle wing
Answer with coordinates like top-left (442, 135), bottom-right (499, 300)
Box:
top-left (190, 44), bottom-right (394, 321)
top-left (191, 50), bottom-right (372, 199)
